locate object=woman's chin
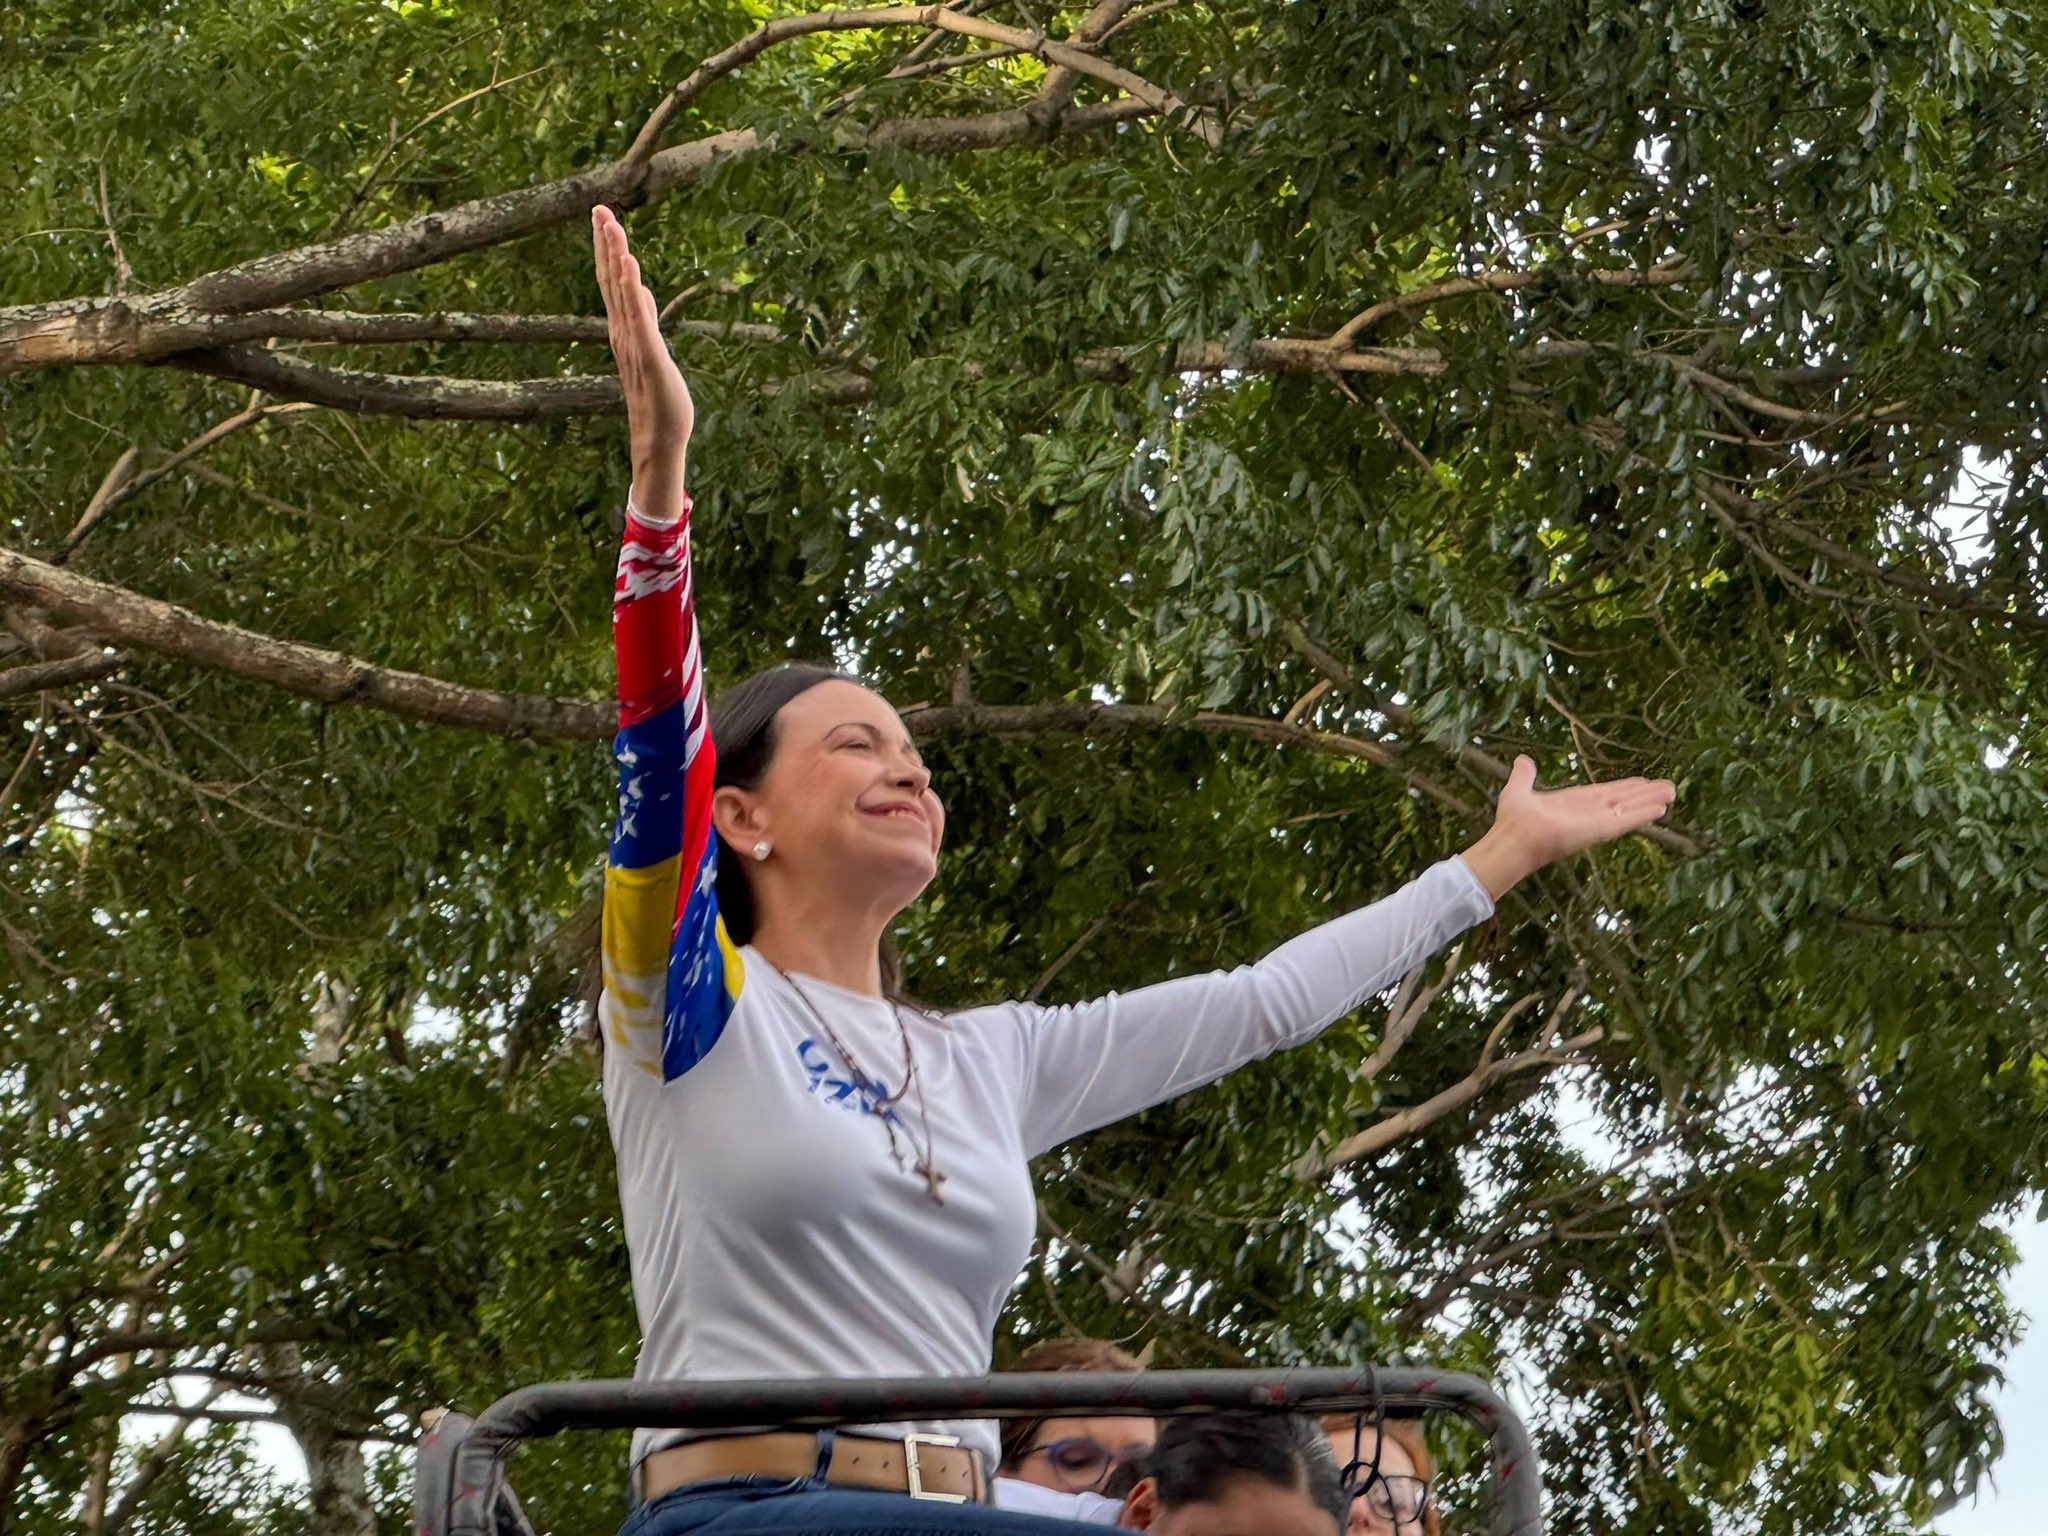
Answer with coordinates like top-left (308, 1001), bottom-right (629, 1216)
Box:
top-left (853, 844), bottom-right (939, 906)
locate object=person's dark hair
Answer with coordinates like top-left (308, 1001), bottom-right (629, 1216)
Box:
top-left (996, 1337), bottom-right (1146, 1468)
top-left (707, 663), bottom-right (904, 994)
top-left (1146, 1412), bottom-right (1346, 1532)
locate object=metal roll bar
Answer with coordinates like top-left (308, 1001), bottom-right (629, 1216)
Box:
top-left (426, 1367), bottom-right (1541, 1535)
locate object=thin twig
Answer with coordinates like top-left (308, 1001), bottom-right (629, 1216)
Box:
top-left (96, 158), bottom-right (133, 296)
top-left (58, 397), bottom-right (314, 562)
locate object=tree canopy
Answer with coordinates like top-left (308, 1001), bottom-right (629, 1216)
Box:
top-left (4, 2), bottom-right (2047, 1533)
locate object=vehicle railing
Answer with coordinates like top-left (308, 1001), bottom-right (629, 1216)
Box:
top-left (420, 1366), bottom-right (1542, 1536)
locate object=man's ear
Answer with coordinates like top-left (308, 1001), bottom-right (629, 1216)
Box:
top-left (1119, 1476), bottom-right (1161, 1530)
top-left (711, 785), bottom-right (766, 850)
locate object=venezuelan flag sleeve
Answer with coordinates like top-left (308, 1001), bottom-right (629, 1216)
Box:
top-left (599, 493), bottom-right (743, 1083)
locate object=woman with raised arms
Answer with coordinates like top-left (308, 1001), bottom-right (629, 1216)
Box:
top-left (591, 205), bottom-right (1675, 1536)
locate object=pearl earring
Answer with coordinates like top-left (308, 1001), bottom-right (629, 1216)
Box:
top-left (751, 841), bottom-right (771, 862)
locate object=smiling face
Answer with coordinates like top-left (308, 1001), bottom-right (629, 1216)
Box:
top-left (711, 678), bottom-right (945, 919)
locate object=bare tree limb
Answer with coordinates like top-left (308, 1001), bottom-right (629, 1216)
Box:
top-left (1702, 479), bottom-right (2048, 631)
top-left (58, 398), bottom-right (313, 561)
top-left (137, 328), bottom-right (1898, 427)
top-left (101, 1386), bottom-right (230, 1536)
top-left (624, 3), bottom-right (1214, 169)
top-left (236, 309), bottom-right (786, 347)
top-left (0, 94), bottom-right (1150, 375)
top-left (162, 346), bottom-right (633, 420)
top-left (96, 159), bottom-right (135, 297)
top-left (1674, 360), bottom-right (1909, 430)
top-left (854, 43), bottom-right (1029, 86)
top-left (0, 547), bottom-right (608, 740)
top-left (1355, 946), bottom-right (1467, 1084)
top-left (147, 334), bottom-right (1451, 419)
top-left (59, 1321), bottom-right (331, 1377)
top-left (64, 446), bottom-right (143, 553)
top-left (329, 64), bottom-right (557, 237)
top-left (144, 331), bottom-right (1452, 423)
top-left (0, 550), bottom-right (1501, 814)
top-left (1305, 1022), bottom-right (1604, 1179)
top-left (168, 343), bottom-right (881, 417)
top-left (1038, 0), bottom-right (1153, 114)
top-left (1328, 261), bottom-right (1693, 350)
top-left (0, 651), bottom-right (124, 703)
top-left (1277, 619), bottom-right (1706, 859)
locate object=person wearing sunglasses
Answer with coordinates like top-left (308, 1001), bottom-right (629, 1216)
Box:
top-left (1320, 1416), bottom-right (1437, 1536)
top-left (995, 1338), bottom-right (1156, 1521)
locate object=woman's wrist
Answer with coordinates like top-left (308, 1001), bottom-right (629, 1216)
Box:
top-left (1459, 823), bottom-right (1544, 903)
top-left (628, 452), bottom-right (689, 526)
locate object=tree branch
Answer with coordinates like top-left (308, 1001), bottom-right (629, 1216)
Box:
top-left (624, 3), bottom-right (1214, 168)
top-left (101, 1387), bottom-right (230, 1536)
top-left (59, 1320), bottom-right (331, 1377)
top-left (0, 550), bottom-right (1502, 812)
top-left (1277, 620), bottom-right (1705, 858)
top-left (903, 699), bottom-right (1482, 813)
top-left (0, 651), bottom-right (124, 703)
top-left (144, 333), bottom-right (1449, 423)
top-left (1327, 261), bottom-right (1693, 350)
top-left (162, 346), bottom-right (632, 420)
top-left (0, 547), bottom-right (608, 740)
top-left (1354, 946), bottom-right (1468, 1085)
top-left (181, 309), bottom-right (787, 348)
top-left (58, 398), bottom-right (313, 561)
top-left (1037, 0), bottom-right (1153, 114)
top-left (147, 334), bottom-right (1450, 421)
top-left (1304, 1022), bottom-right (1603, 1179)
top-left (0, 94), bottom-right (1153, 374)
top-left (140, 323), bottom-right (1855, 429)
top-left (1702, 479), bottom-right (2048, 631)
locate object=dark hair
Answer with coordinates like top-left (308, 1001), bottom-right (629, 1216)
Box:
top-left (707, 662), bottom-right (905, 993)
top-left (997, 1337), bottom-right (1147, 1468)
top-left (1146, 1412), bottom-right (1346, 1533)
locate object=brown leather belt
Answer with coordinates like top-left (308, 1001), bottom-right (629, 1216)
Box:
top-left (640, 1430), bottom-right (986, 1505)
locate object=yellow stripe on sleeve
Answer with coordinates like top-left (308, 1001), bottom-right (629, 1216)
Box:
top-left (602, 854), bottom-right (683, 979)
top-left (715, 913), bottom-right (747, 1003)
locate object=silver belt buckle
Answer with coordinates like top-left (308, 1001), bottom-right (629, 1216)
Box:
top-left (903, 1431), bottom-right (967, 1502)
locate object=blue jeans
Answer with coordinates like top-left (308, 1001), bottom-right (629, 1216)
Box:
top-left (619, 1476), bottom-right (1093, 1536)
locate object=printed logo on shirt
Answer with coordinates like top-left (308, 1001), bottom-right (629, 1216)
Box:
top-left (795, 1038), bottom-right (904, 1125)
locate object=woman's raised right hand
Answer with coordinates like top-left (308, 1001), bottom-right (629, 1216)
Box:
top-left (593, 205), bottom-right (694, 517)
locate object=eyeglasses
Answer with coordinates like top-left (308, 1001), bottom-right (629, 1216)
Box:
top-left (1341, 1463), bottom-right (1432, 1530)
top-left (1015, 1437), bottom-right (1152, 1492)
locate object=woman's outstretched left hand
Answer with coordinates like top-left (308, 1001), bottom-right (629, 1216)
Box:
top-left (1460, 755), bottom-right (1677, 901)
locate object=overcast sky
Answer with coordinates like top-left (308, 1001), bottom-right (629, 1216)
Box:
top-left (1936, 1217), bottom-right (2047, 1536)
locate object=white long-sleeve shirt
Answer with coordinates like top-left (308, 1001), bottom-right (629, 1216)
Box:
top-left (599, 497), bottom-right (1496, 1473)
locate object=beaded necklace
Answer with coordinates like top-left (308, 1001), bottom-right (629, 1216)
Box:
top-left (762, 956), bottom-right (948, 1205)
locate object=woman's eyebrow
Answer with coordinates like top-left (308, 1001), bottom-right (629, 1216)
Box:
top-left (827, 720), bottom-right (920, 757)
